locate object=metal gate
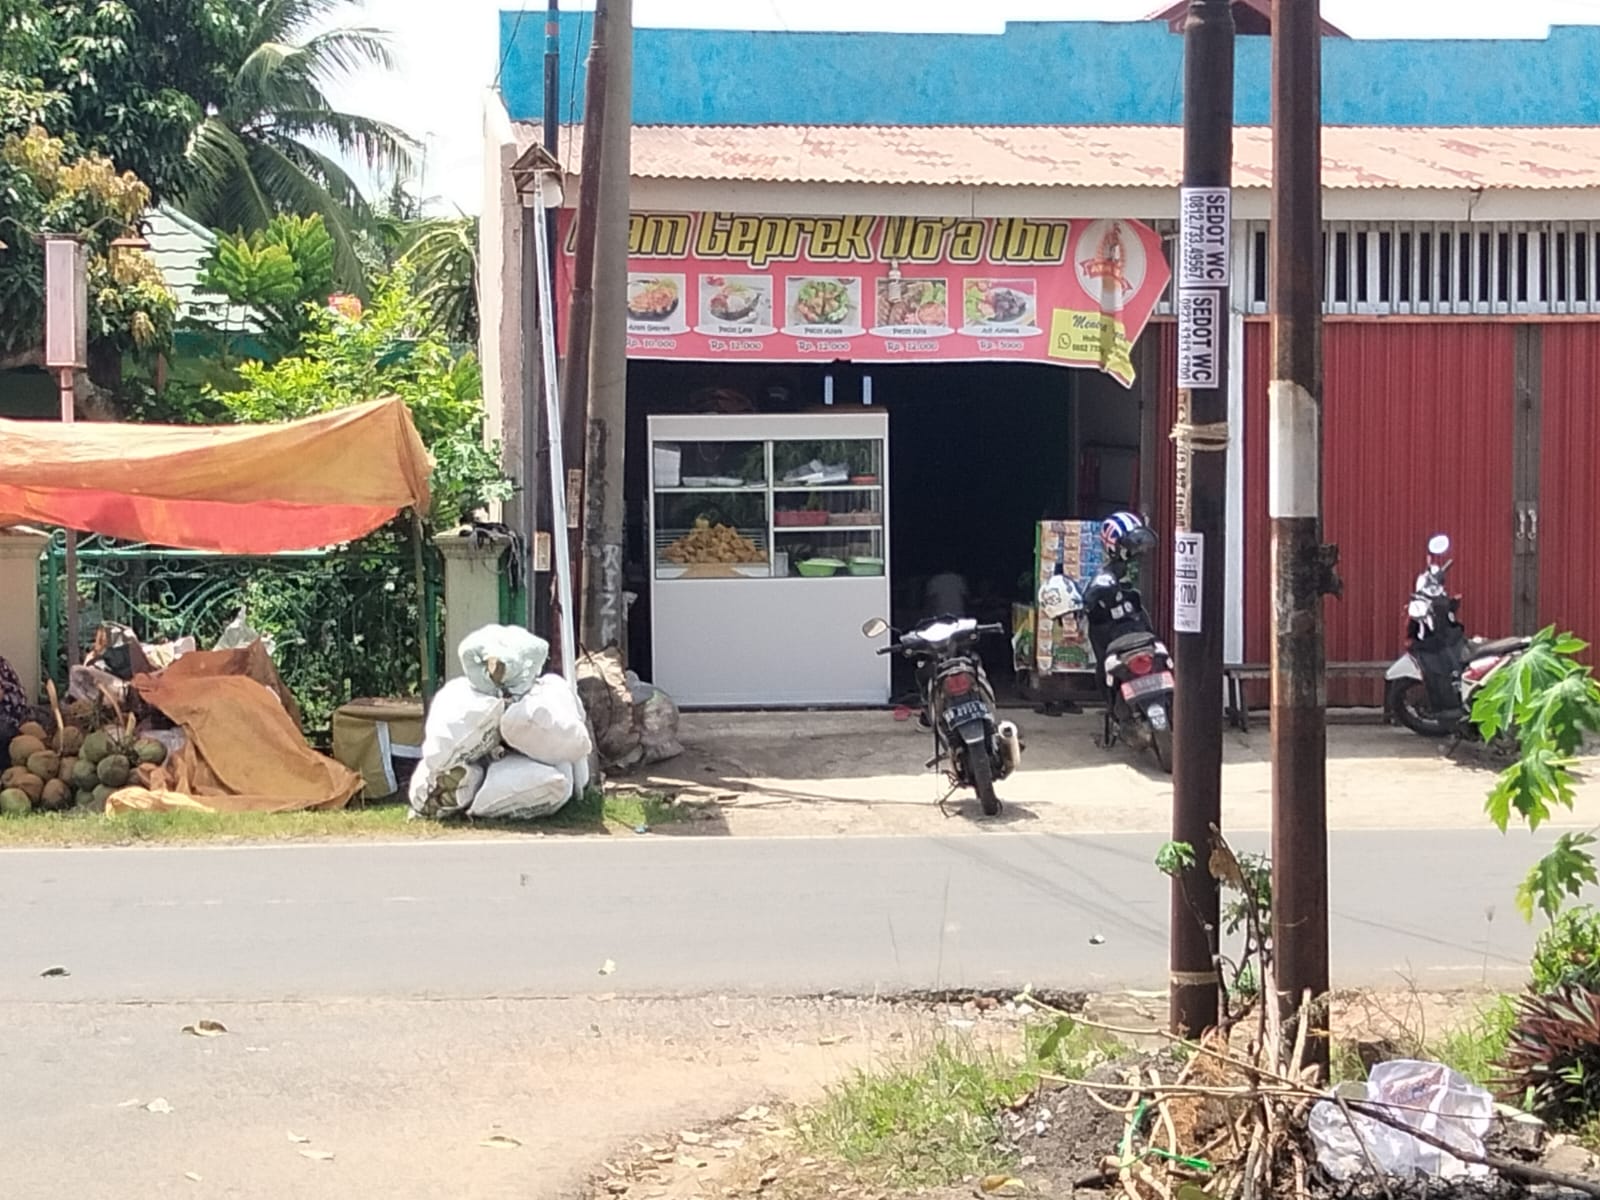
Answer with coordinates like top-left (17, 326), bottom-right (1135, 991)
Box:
top-left (39, 533), bottom-right (443, 740)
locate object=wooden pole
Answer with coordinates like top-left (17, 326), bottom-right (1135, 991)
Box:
top-left (1169, 0), bottom-right (1235, 1040)
top-left (580, 0), bottom-right (631, 652)
top-left (556, 0), bottom-right (610, 648)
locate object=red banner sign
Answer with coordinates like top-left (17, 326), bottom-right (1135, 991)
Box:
top-left (558, 211), bottom-right (1171, 386)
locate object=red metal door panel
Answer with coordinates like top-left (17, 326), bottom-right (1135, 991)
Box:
top-left (1241, 323), bottom-right (1517, 707)
top-left (1323, 323), bottom-right (1517, 702)
top-left (1242, 321), bottom-right (1272, 666)
top-left (1539, 324), bottom-right (1600, 648)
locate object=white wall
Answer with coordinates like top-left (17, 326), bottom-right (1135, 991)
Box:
top-left (479, 90), bottom-right (527, 530)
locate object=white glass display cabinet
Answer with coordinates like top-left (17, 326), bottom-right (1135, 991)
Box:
top-left (647, 411), bottom-right (891, 706)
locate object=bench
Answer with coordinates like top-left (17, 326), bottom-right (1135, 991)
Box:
top-left (1224, 661), bottom-right (1393, 732)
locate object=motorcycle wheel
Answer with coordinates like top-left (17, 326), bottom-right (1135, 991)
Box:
top-left (1389, 679), bottom-right (1452, 737)
top-left (968, 747), bottom-right (1001, 817)
top-left (1152, 727), bottom-right (1174, 775)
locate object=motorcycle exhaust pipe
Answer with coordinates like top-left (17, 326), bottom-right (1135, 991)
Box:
top-left (997, 721), bottom-right (1023, 774)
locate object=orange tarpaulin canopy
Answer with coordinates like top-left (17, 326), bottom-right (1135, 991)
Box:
top-left (0, 398), bottom-right (432, 553)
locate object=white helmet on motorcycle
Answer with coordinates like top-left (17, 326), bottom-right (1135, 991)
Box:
top-left (1038, 572), bottom-right (1083, 621)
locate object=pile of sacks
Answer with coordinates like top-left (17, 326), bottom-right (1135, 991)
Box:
top-left (409, 625), bottom-right (594, 821)
top-left (576, 647), bottom-right (684, 771)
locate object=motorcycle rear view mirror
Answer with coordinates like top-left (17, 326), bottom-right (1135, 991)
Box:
top-left (1427, 534), bottom-right (1451, 556)
top-left (861, 618), bottom-right (890, 639)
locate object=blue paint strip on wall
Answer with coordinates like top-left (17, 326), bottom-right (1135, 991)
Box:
top-left (499, 13), bottom-right (1600, 129)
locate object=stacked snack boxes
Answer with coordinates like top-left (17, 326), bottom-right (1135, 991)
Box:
top-left (1031, 520), bottom-right (1137, 676)
top-left (1011, 602), bottom-right (1035, 673)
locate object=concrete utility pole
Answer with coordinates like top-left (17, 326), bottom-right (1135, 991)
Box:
top-left (1169, 0), bottom-right (1234, 1040)
top-left (557, 0), bottom-right (611, 649)
top-left (580, 0), bottom-right (631, 652)
top-left (1270, 0), bottom-right (1338, 1073)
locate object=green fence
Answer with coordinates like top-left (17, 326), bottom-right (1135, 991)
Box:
top-left (39, 532), bottom-right (443, 744)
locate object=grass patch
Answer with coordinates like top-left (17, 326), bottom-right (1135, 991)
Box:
top-left (800, 1020), bottom-right (1113, 1190)
top-left (1428, 995), bottom-right (1517, 1088)
top-left (541, 787), bottom-right (685, 833)
top-left (0, 788), bottom-right (684, 846)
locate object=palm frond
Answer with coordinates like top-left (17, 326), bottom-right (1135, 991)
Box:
top-left (245, 135), bottom-right (370, 287)
top-left (250, 0), bottom-right (348, 44)
top-left (401, 218), bottom-right (479, 342)
top-left (265, 106), bottom-right (416, 172)
top-left (296, 27), bottom-right (397, 77)
top-left (178, 116), bottom-right (276, 234)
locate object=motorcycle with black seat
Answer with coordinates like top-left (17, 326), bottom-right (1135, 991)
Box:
top-left (862, 616), bottom-right (1021, 816)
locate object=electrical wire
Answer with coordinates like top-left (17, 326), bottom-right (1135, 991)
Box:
top-left (562, 3), bottom-right (590, 171)
top-left (493, 0), bottom-right (531, 90)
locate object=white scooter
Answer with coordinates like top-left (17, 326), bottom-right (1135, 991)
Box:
top-left (1384, 533), bottom-right (1530, 740)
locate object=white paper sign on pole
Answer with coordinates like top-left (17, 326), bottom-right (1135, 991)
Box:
top-left (1174, 532), bottom-right (1204, 634)
top-left (1176, 288), bottom-right (1221, 389)
top-left (1178, 187), bottom-right (1231, 289)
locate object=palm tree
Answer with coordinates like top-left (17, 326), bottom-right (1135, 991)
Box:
top-left (402, 216), bottom-right (479, 345)
top-left (179, 0), bottom-right (415, 287)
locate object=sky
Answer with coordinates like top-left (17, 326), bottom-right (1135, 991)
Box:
top-left (323, 0), bottom-right (1600, 216)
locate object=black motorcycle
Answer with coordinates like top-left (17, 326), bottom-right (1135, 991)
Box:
top-left (863, 616), bottom-right (1020, 816)
top-left (1083, 557), bottom-right (1175, 774)
top-left (1384, 533), bottom-right (1530, 742)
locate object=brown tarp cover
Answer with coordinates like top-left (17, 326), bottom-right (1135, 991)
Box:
top-left (106, 656), bottom-right (362, 815)
top-left (0, 398), bottom-right (432, 553)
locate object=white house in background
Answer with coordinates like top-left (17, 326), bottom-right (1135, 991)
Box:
top-left (143, 206), bottom-right (260, 334)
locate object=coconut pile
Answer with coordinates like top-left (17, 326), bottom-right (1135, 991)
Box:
top-left (1, 689), bottom-right (168, 816)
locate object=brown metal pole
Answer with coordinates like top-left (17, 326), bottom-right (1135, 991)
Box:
top-left (1270, 0), bottom-right (1336, 1074)
top-left (580, 0), bottom-right (630, 652)
top-left (58, 367), bottom-right (81, 670)
top-left (556, 2), bottom-right (609, 650)
top-left (1169, 0), bottom-right (1234, 1040)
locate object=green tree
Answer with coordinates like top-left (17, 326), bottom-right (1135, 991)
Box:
top-left (1472, 628), bottom-right (1600, 922)
top-left (4, 0), bottom-right (411, 287)
top-left (180, 0), bottom-right (415, 286)
top-left (196, 212), bottom-right (336, 354)
top-left (3, 0), bottom-right (248, 203)
top-left (401, 216), bottom-right (479, 344)
top-left (212, 265), bottom-right (509, 527)
top-left (0, 126), bottom-right (176, 386)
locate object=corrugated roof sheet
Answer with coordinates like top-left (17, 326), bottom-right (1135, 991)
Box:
top-left (521, 124), bottom-right (1600, 191)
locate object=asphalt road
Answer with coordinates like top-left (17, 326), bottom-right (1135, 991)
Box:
top-left (0, 829), bottom-right (1548, 1002)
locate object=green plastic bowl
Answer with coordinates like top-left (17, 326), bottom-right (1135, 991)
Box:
top-left (796, 558), bottom-right (844, 578)
top-left (847, 557), bottom-right (885, 576)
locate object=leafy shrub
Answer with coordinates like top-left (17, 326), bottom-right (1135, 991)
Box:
top-left (1496, 985), bottom-right (1600, 1127)
top-left (1532, 905), bottom-right (1600, 996)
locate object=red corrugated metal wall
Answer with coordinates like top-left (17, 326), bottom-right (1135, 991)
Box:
top-left (1241, 322), bottom-right (1518, 705)
top-left (1242, 323), bottom-right (1272, 666)
top-left (1539, 324), bottom-right (1600, 647)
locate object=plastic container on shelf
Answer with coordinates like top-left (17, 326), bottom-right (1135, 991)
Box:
top-left (847, 557), bottom-right (885, 576)
top-left (796, 558), bottom-right (844, 577)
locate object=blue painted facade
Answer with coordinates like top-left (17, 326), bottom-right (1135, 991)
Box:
top-left (499, 14), bottom-right (1600, 128)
